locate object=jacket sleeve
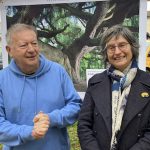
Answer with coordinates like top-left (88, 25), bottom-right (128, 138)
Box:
top-left (0, 88), bottom-right (34, 146)
top-left (48, 68), bottom-right (82, 128)
top-left (77, 90), bottom-right (101, 150)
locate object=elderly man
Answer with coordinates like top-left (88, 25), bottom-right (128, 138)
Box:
top-left (0, 23), bottom-right (81, 150)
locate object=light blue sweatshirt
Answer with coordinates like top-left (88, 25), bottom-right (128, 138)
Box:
top-left (0, 54), bottom-right (81, 150)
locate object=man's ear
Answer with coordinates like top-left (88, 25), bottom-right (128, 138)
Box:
top-left (6, 46), bottom-right (13, 57)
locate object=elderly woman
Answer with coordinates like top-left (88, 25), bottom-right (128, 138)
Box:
top-left (78, 24), bottom-right (150, 150)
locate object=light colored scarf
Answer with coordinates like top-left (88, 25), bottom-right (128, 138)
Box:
top-left (107, 60), bottom-right (138, 150)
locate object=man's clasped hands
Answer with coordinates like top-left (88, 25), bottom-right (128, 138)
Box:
top-left (32, 112), bottom-right (50, 139)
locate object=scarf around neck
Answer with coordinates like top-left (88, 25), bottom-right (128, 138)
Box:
top-left (107, 59), bottom-right (138, 150)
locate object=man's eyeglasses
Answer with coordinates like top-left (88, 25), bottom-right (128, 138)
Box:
top-left (106, 42), bottom-right (130, 54)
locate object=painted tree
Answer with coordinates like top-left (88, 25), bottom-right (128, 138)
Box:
top-left (6, 0), bottom-right (139, 90)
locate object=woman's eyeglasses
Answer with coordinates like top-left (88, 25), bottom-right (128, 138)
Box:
top-left (106, 42), bottom-right (130, 54)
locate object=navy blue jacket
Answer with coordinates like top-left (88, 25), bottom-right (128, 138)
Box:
top-left (78, 69), bottom-right (150, 150)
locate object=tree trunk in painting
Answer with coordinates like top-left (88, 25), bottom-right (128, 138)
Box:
top-left (6, 0), bottom-right (139, 90)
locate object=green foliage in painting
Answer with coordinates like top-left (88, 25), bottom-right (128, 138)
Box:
top-left (80, 49), bottom-right (105, 80)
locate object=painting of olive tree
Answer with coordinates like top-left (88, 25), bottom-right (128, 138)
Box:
top-left (6, 0), bottom-right (139, 91)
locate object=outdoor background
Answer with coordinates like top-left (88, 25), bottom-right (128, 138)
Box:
top-left (6, 0), bottom-right (139, 91)
top-left (0, 0), bottom-right (140, 149)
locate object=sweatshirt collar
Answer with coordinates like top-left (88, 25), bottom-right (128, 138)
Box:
top-left (9, 54), bottom-right (52, 78)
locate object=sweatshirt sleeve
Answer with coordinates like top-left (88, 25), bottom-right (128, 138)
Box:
top-left (0, 88), bottom-right (34, 146)
top-left (49, 67), bottom-right (82, 128)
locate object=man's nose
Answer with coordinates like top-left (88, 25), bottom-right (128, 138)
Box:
top-left (27, 43), bottom-right (34, 52)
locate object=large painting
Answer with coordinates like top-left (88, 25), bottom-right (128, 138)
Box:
top-left (0, 0), bottom-right (146, 92)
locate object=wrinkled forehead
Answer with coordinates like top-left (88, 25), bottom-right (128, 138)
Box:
top-left (107, 33), bottom-right (125, 42)
top-left (13, 29), bottom-right (36, 37)
top-left (14, 28), bottom-right (36, 35)
top-left (10, 28), bottom-right (36, 38)
top-left (107, 34), bottom-right (128, 44)
top-left (10, 30), bottom-right (37, 45)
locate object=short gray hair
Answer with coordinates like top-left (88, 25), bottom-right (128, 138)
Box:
top-left (6, 23), bottom-right (37, 45)
top-left (101, 24), bottom-right (139, 62)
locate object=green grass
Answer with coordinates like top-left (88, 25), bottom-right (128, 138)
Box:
top-left (0, 122), bottom-right (80, 150)
top-left (68, 122), bottom-right (81, 150)
top-left (0, 144), bottom-right (2, 150)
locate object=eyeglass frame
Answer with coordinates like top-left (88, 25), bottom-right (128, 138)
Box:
top-left (105, 42), bottom-right (130, 54)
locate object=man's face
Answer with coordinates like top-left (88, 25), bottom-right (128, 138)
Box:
top-left (6, 29), bottom-right (40, 74)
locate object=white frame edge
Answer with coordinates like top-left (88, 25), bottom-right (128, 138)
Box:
top-left (139, 0), bottom-right (147, 71)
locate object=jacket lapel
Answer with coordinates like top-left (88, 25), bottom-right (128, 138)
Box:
top-left (118, 70), bottom-right (150, 139)
top-left (90, 71), bottom-right (112, 137)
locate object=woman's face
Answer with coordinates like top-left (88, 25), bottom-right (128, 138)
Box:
top-left (106, 35), bottom-right (133, 71)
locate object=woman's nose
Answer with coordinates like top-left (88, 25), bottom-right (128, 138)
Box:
top-left (114, 46), bottom-right (122, 54)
